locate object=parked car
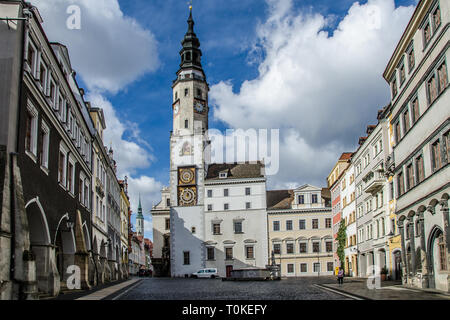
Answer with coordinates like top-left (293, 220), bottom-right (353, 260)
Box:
top-left (191, 268), bottom-right (219, 279)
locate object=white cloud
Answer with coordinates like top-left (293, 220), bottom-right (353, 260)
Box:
top-left (210, 0), bottom-right (415, 188)
top-left (31, 0), bottom-right (159, 93)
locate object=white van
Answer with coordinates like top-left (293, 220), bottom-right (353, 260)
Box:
top-left (191, 268), bottom-right (219, 279)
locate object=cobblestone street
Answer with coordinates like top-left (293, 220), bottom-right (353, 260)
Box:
top-left (112, 277), bottom-right (352, 300)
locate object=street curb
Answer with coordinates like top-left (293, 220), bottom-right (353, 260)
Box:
top-left (314, 284), bottom-right (369, 300)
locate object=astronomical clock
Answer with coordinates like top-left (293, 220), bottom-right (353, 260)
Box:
top-left (177, 167), bottom-right (197, 206)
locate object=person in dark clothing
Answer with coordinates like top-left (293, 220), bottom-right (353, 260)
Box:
top-left (337, 267), bottom-right (344, 286)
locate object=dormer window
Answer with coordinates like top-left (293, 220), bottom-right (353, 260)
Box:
top-left (219, 172), bottom-right (228, 179)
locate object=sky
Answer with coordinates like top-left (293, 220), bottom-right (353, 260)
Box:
top-left (30, 0), bottom-right (418, 240)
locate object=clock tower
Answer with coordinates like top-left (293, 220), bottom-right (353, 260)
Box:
top-left (169, 8), bottom-right (209, 277)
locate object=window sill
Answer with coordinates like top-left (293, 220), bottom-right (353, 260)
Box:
top-left (25, 150), bottom-right (37, 163)
top-left (40, 165), bottom-right (49, 175)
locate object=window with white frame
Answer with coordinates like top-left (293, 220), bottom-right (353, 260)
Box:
top-left (39, 121), bottom-right (49, 169)
top-left (25, 101), bottom-right (38, 158)
top-left (26, 37), bottom-right (37, 76)
top-left (58, 144), bottom-right (68, 187)
top-left (67, 157), bottom-right (75, 194)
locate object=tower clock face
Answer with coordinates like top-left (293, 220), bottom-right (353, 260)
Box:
top-left (174, 102), bottom-right (180, 115)
top-left (178, 186), bottom-right (197, 206)
top-left (194, 101), bottom-right (204, 113)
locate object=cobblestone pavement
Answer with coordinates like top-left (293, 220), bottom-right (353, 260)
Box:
top-left (113, 276), bottom-right (352, 300)
top-left (319, 279), bottom-right (450, 300)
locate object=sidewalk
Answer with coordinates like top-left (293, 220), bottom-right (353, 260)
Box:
top-left (318, 278), bottom-right (450, 300)
top-left (48, 277), bottom-right (143, 300)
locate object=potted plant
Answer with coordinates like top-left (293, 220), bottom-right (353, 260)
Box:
top-left (380, 267), bottom-right (388, 281)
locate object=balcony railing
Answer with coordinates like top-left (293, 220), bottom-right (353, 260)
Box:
top-left (363, 170), bottom-right (386, 194)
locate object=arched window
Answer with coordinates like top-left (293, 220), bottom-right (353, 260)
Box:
top-left (185, 119), bottom-right (189, 129)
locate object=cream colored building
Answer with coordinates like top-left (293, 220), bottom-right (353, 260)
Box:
top-left (383, 0), bottom-right (449, 291)
top-left (151, 187), bottom-right (171, 276)
top-left (267, 185), bottom-right (334, 277)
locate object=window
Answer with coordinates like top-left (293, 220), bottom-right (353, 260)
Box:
top-left (213, 223), bottom-right (221, 235)
top-left (183, 251), bottom-right (190, 265)
top-left (298, 195), bottom-right (304, 204)
top-left (26, 39), bottom-right (37, 74)
top-left (25, 103), bottom-right (38, 157)
top-left (273, 221), bottom-right (280, 231)
top-left (406, 163), bottom-right (415, 190)
top-left (191, 227), bottom-right (196, 234)
top-left (224, 188), bottom-right (229, 197)
top-left (397, 171), bottom-right (405, 196)
top-left (437, 61), bottom-right (448, 93)
top-left (403, 108), bottom-right (410, 133)
top-left (313, 242), bottom-right (320, 253)
top-left (299, 219), bottom-right (305, 230)
top-left (224, 203), bottom-right (229, 211)
top-left (325, 218), bottom-right (331, 228)
top-left (326, 241), bottom-right (332, 252)
top-left (390, 75), bottom-right (397, 98)
top-left (49, 80), bottom-right (56, 105)
top-left (312, 219), bottom-right (318, 229)
top-left (246, 202), bottom-right (251, 209)
top-left (286, 243), bottom-right (294, 254)
top-left (423, 21), bottom-right (431, 45)
top-left (207, 189), bottom-right (212, 197)
top-left (234, 221), bottom-right (242, 233)
top-left (175, 92), bottom-right (178, 101)
top-left (245, 246), bottom-right (254, 259)
top-left (58, 150), bottom-right (67, 186)
top-left (287, 264), bottom-right (294, 273)
top-left (67, 160), bottom-right (74, 194)
top-left (39, 122), bottom-right (49, 168)
top-left (273, 243), bottom-right (281, 254)
top-left (184, 88), bottom-right (189, 96)
top-left (206, 247), bottom-right (215, 260)
top-left (300, 263), bottom-right (307, 273)
top-left (438, 234), bottom-right (447, 271)
top-left (395, 121), bottom-right (401, 143)
top-left (312, 194), bottom-right (318, 204)
top-left (299, 242), bottom-right (307, 253)
top-left (407, 42), bottom-right (415, 72)
top-left (245, 187), bottom-right (251, 195)
top-left (431, 140), bottom-right (442, 172)
top-left (225, 247), bottom-right (233, 260)
top-left (445, 132), bottom-right (450, 164)
top-left (39, 62), bottom-right (47, 89)
top-left (313, 263), bottom-right (320, 273)
top-left (432, 5), bottom-right (441, 31)
top-left (166, 198), bottom-right (171, 207)
top-left (399, 62), bottom-right (406, 85)
top-left (327, 262), bottom-right (334, 272)
top-left (184, 119), bottom-right (189, 129)
top-left (286, 220), bottom-right (293, 230)
top-left (427, 73), bottom-right (438, 103)
top-left (165, 218), bottom-right (170, 230)
top-left (207, 204), bottom-right (213, 211)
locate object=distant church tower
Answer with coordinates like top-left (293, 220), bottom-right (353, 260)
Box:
top-left (136, 196), bottom-right (144, 236)
top-left (169, 7), bottom-right (210, 277)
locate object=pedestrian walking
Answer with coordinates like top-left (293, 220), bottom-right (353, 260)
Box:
top-left (337, 267), bottom-right (344, 286)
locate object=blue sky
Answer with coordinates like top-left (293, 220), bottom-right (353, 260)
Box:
top-left (32, 0), bottom-right (418, 240)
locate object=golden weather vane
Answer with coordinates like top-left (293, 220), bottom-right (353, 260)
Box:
top-left (187, 0), bottom-right (192, 11)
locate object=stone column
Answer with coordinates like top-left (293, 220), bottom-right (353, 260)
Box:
top-left (74, 211), bottom-right (91, 290)
top-left (440, 200), bottom-right (450, 291)
top-left (408, 216), bottom-right (417, 280)
top-left (418, 211), bottom-right (429, 288)
top-left (397, 218), bottom-right (408, 284)
top-left (0, 146), bottom-right (12, 300)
